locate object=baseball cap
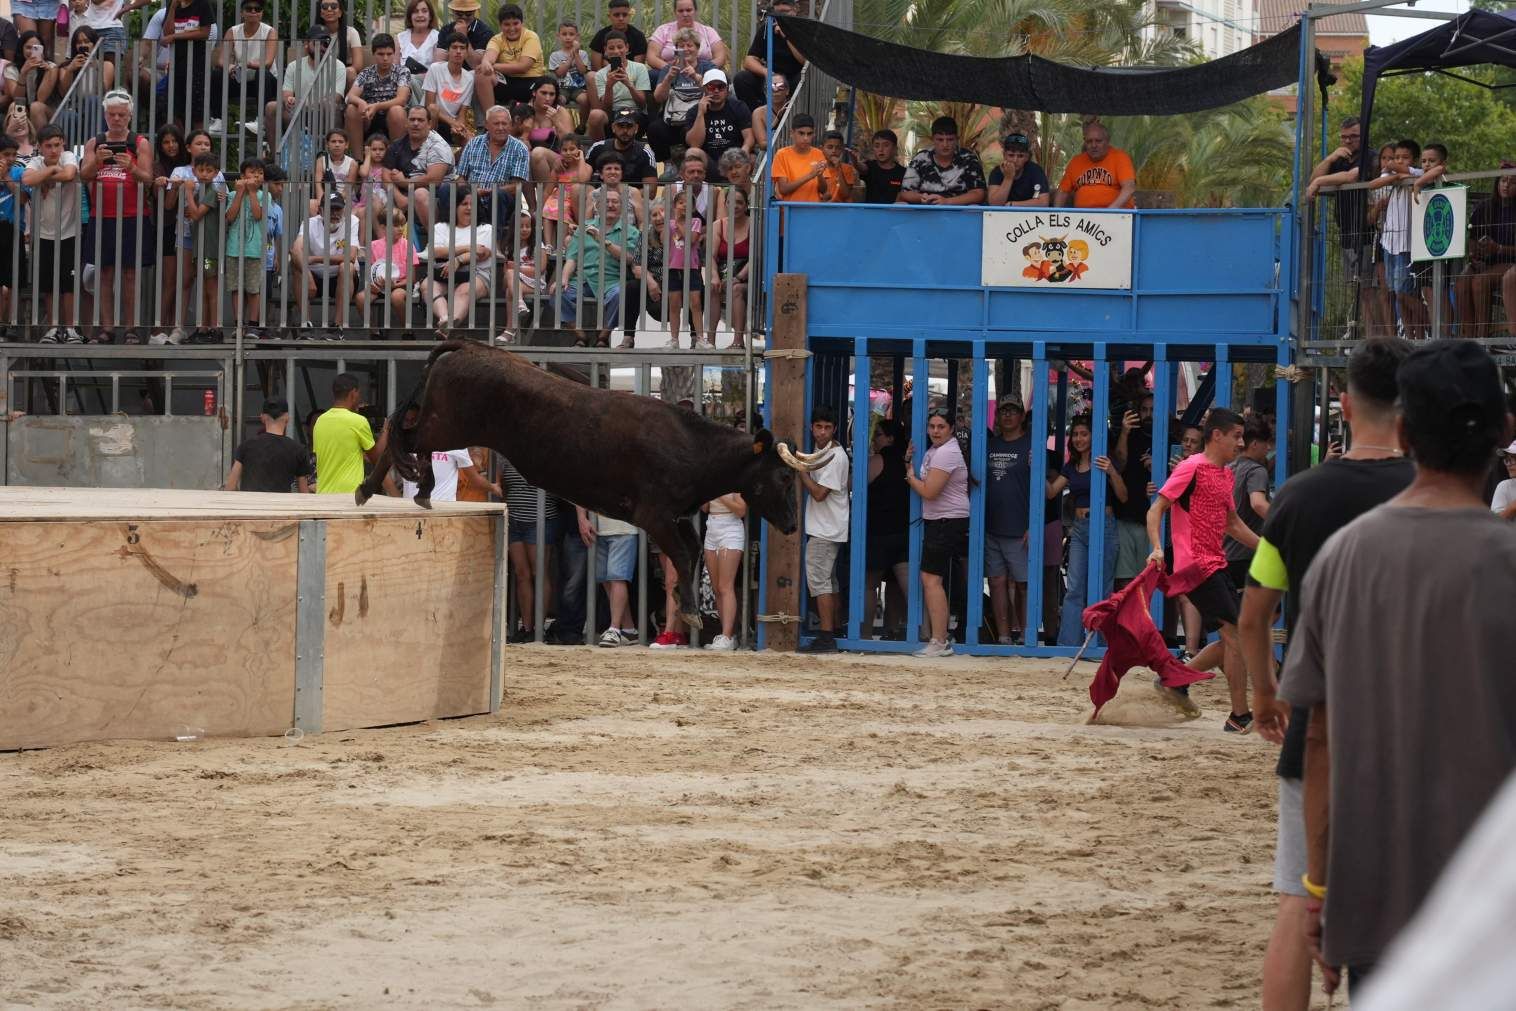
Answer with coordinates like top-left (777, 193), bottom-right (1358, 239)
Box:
top-left (261, 397), bottom-right (289, 418)
top-left (305, 24), bottom-right (331, 40)
top-left (1001, 132), bottom-right (1030, 151)
top-left (701, 68), bottom-right (728, 87)
top-left (326, 191), bottom-right (346, 210)
top-left (1396, 339), bottom-right (1506, 448)
top-left (997, 392), bottom-right (1025, 411)
top-left (612, 107), bottom-right (639, 126)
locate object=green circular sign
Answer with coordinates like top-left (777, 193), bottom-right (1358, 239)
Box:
top-left (1424, 193), bottom-right (1455, 257)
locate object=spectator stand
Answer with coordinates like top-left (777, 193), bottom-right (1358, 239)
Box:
top-left (751, 14), bottom-right (1316, 655)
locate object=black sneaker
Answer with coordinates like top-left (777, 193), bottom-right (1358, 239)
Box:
top-left (1224, 711), bottom-right (1254, 734)
top-left (797, 632), bottom-right (840, 654)
top-left (507, 627), bottom-right (534, 644)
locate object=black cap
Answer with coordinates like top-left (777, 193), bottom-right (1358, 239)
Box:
top-left (261, 397), bottom-right (289, 418)
top-left (1001, 132), bottom-right (1030, 151)
top-left (305, 24), bottom-right (331, 41)
top-left (326, 191), bottom-right (346, 210)
top-left (1397, 339), bottom-right (1506, 449)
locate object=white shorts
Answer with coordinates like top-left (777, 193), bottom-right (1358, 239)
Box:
top-left (1273, 777), bottom-right (1308, 897)
top-left (703, 513), bottom-right (745, 552)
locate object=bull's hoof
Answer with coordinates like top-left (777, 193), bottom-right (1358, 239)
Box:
top-left (679, 610), bottom-right (704, 631)
top-left (355, 486), bottom-right (373, 506)
top-left (414, 495), bottom-right (433, 510)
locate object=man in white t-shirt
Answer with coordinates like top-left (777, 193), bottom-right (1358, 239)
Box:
top-left (401, 447), bottom-right (499, 502)
top-left (575, 505), bottom-right (641, 647)
top-left (1493, 440), bottom-right (1516, 520)
top-left (797, 405), bottom-right (850, 654)
top-left (291, 193), bottom-right (362, 329)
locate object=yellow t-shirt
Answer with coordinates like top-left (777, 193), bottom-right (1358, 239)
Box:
top-left (772, 144), bottom-right (827, 203)
top-left (312, 406), bottom-right (374, 494)
top-left (485, 28), bottom-right (546, 78)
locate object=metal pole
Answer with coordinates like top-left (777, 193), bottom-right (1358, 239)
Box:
top-left (1431, 258), bottom-right (1445, 337)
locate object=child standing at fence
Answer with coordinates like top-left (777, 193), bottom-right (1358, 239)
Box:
top-left (183, 151), bottom-right (226, 342)
top-left (354, 133), bottom-right (391, 231)
top-left (662, 188), bottom-right (704, 349)
top-left (69, 0), bottom-right (134, 62)
top-left (361, 208), bottom-right (419, 335)
top-left (21, 125), bottom-right (82, 343)
top-left (548, 21), bottom-right (590, 127)
top-left (0, 137), bottom-right (26, 329)
top-left (262, 164), bottom-right (286, 322)
top-left (223, 157), bottom-right (269, 339)
top-left (540, 133), bottom-right (591, 252)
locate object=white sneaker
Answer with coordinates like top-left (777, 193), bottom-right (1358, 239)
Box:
top-left (148, 330), bottom-right (170, 346)
top-left (207, 118), bottom-right (224, 133)
top-left (695, 337), bottom-right (715, 349)
top-left (597, 627), bottom-right (622, 648)
top-left (705, 634), bottom-right (736, 651)
top-left (165, 328), bottom-right (185, 345)
top-left (62, 327), bottom-right (85, 344)
top-left (244, 121), bottom-right (259, 134)
top-left (660, 337), bottom-right (679, 349)
top-left (39, 327), bottom-right (58, 343)
top-left (913, 639), bottom-right (954, 658)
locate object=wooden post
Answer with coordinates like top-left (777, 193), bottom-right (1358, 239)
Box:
top-left (765, 273), bottom-right (807, 652)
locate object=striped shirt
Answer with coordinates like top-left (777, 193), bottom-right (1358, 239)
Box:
top-left (501, 459), bottom-right (558, 524)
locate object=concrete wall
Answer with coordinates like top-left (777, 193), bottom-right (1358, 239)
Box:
top-left (5, 416), bottom-right (226, 490)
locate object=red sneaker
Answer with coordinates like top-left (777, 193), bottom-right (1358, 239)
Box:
top-left (649, 630), bottom-right (687, 650)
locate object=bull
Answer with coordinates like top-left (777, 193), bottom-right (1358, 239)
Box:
top-left (355, 341), bottom-right (833, 629)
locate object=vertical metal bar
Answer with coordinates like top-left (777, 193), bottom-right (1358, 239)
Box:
top-left (294, 519), bottom-right (327, 732)
top-left (846, 340), bottom-right (869, 642)
top-left (636, 361), bottom-right (650, 643)
top-left (1087, 344), bottom-right (1109, 613)
top-left (1213, 344), bottom-right (1231, 410)
top-left (1431, 259), bottom-right (1445, 338)
top-left (905, 339), bottom-right (926, 645)
top-left (1025, 342), bottom-right (1048, 649)
top-left (966, 343), bottom-right (988, 650)
top-left (1149, 345), bottom-right (1172, 630)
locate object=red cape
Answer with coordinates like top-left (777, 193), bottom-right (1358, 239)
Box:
top-left (1082, 562), bottom-right (1214, 715)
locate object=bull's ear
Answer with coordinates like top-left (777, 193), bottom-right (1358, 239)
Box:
top-left (753, 428), bottom-right (774, 454)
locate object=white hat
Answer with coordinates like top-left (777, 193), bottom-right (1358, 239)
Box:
top-left (1500, 440), bottom-right (1516, 456)
top-left (701, 68), bottom-right (728, 86)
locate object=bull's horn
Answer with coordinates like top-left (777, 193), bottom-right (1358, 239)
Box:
top-left (777, 443), bottom-right (832, 472)
top-left (792, 446), bottom-right (833, 464)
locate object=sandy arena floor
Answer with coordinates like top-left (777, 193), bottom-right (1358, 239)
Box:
top-left (2, 647), bottom-right (1316, 1009)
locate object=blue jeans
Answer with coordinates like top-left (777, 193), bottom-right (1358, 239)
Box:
top-left (558, 283), bottom-right (624, 330)
top-left (1058, 513), bottom-right (1118, 647)
top-left (556, 526), bottom-right (589, 640)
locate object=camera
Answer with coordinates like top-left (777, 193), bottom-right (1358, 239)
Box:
top-left (609, 55), bottom-right (623, 70)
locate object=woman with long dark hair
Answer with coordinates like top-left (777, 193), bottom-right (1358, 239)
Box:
top-left (905, 410), bottom-right (970, 657)
top-left (1457, 170), bottom-right (1516, 337)
top-left (150, 123), bottom-right (189, 339)
top-left (1048, 415), bottom-right (1127, 647)
top-left (313, 0), bottom-right (365, 87)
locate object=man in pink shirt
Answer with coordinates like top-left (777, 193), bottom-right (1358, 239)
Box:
top-left (1145, 407), bottom-right (1260, 732)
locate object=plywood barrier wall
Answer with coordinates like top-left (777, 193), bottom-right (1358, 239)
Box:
top-left (321, 515), bottom-right (496, 732)
top-left (0, 519), bottom-right (300, 750)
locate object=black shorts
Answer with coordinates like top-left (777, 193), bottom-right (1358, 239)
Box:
top-left (493, 77), bottom-right (536, 105)
top-left (665, 266), bottom-right (703, 296)
top-left (94, 217), bottom-right (152, 269)
top-left (1187, 568), bottom-right (1240, 632)
top-left (35, 237), bottom-right (77, 293)
top-left (0, 220), bottom-right (23, 284)
top-left (920, 517), bottom-right (969, 577)
top-left (1226, 557), bottom-right (1251, 592)
top-left (865, 529), bottom-right (908, 572)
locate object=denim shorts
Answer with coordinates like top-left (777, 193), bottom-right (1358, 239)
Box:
top-left (985, 533), bottom-right (1028, 581)
top-left (1383, 250), bottom-right (1416, 295)
top-left (596, 533), bottom-right (637, 582)
top-left (11, 0), bottom-right (59, 19)
top-left (508, 515), bottom-right (560, 545)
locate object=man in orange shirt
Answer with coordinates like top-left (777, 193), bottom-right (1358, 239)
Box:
top-left (771, 112), bottom-right (828, 202)
top-left (819, 129), bottom-right (859, 203)
top-left (1055, 122), bottom-right (1136, 209)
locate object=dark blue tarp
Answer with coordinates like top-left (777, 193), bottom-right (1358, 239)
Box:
top-left (1359, 9), bottom-right (1516, 174)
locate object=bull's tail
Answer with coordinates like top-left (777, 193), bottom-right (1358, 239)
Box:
top-left (387, 341), bottom-right (468, 483)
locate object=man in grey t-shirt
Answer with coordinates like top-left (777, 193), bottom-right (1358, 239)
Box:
top-left (1279, 340), bottom-right (1516, 990)
top-left (1223, 415), bottom-right (1272, 589)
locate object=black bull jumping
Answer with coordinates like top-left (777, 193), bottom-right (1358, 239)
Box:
top-left (355, 341), bottom-right (835, 629)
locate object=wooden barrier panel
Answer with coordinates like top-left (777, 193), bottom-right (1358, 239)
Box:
top-left (765, 274), bottom-right (807, 652)
top-left (321, 515), bottom-right (496, 732)
top-left (0, 518), bottom-right (300, 749)
top-left (0, 488), bottom-right (503, 750)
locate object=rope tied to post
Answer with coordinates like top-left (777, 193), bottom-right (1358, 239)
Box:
top-left (763, 349), bottom-right (813, 361)
top-left (1273, 364), bottom-right (1308, 383)
top-left (756, 612), bottom-right (804, 624)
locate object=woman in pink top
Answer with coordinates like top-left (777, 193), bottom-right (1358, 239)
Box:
top-left (662, 188), bottom-right (705, 349)
top-left (904, 410), bottom-right (970, 657)
top-left (646, 0), bottom-right (727, 75)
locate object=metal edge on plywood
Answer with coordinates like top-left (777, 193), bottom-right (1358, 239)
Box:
top-left (295, 519), bottom-right (327, 733)
top-left (489, 511), bottom-right (506, 714)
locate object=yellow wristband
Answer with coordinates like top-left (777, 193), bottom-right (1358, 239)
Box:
top-left (1301, 873), bottom-right (1327, 900)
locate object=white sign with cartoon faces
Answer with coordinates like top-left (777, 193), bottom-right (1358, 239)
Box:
top-left (981, 210), bottom-right (1134, 289)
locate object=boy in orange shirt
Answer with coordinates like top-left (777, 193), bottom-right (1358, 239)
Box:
top-left (771, 112), bottom-right (828, 202)
top-left (819, 129), bottom-right (859, 203)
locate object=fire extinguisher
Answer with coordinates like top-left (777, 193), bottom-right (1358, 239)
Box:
top-left (203, 389), bottom-right (216, 416)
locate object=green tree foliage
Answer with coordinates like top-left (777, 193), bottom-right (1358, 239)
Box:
top-left (1329, 57), bottom-right (1516, 172)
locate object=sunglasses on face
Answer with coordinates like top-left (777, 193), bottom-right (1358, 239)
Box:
top-left (704, 83), bottom-right (726, 91)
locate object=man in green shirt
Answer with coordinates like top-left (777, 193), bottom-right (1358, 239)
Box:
top-left (312, 372), bottom-right (383, 494)
top-left (552, 187), bottom-right (641, 347)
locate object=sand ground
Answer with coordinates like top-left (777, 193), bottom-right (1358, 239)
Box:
top-left (1, 648), bottom-right (1326, 1009)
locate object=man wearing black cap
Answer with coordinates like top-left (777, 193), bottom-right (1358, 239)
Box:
top-left (987, 132), bottom-right (1051, 207)
top-left (1280, 340), bottom-right (1516, 993)
top-left (586, 107), bottom-right (657, 184)
top-left (225, 398), bottom-right (313, 493)
top-left (899, 116), bottom-right (985, 206)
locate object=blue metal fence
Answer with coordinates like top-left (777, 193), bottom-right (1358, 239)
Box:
top-left (758, 202), bottom-right (1297, 656)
